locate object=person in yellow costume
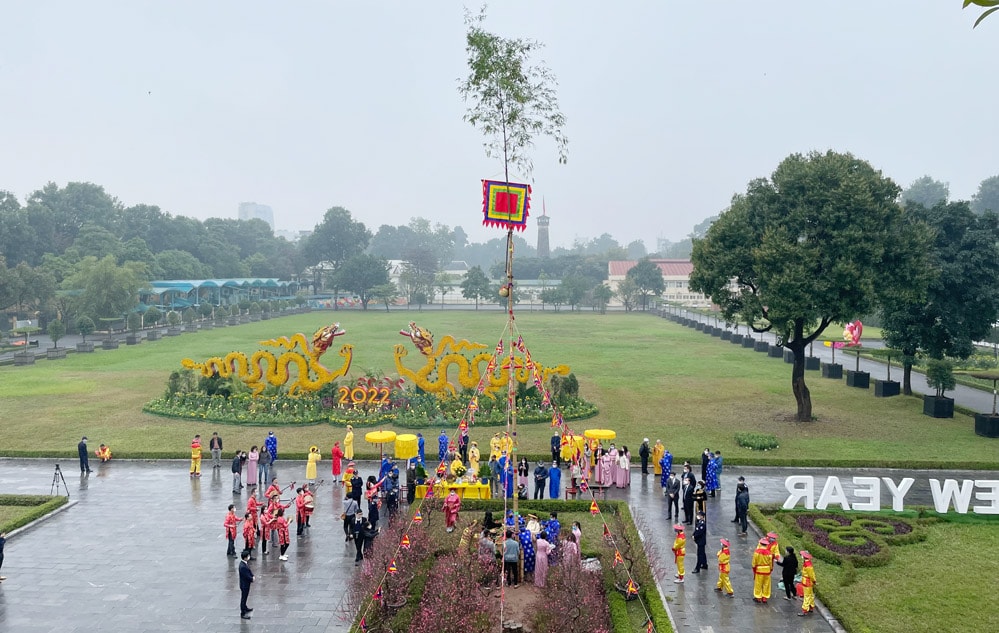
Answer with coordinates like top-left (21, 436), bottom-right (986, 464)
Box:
top-left (799, 551), bottom-right (817, 616)
top-left (715, 538), bottom-right (734, 596)
top-left (190, 435), bottom-right (203, 477)
top-left (343, 425), bottom-right (354, 460)
top-left (672, 524), bottom-right (686, 583)
top-left (651, 440), bottom-right (665, 477)
top-left (500, 432), bottom-right (513, 457)
top-left (449, 455), bottom-right (465, 477)
top-left (94, 444), bottom-right (112, 462)
top-left (468, 441), bottom-right (480, 475)
top-left (306, 445), bottom-right (321, 483)
top-left (752, 537), bottom-right (774, 603)
top-left (489, 433), bottom-right (502, 460)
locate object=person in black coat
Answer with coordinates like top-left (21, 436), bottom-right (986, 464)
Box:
top-left (691, 512), bottom-right (708, 572)
top-left (735, 483), bottom-right (750, 535)
top-left (550, 433), bottom-right (561, 467)
top-left (238, 551), bottom-right (254, 619)
top-left (732, 476), bottom-right (747, 522)
top-left (776, 545), bottom-right (799, 600)
top-left (533, 462), bottom-right (549, 500)
top-left (664, 472), bottom-right (680, 519)
top-left (78, 437), bottom-right (92, 474)
top-left (351, 511), bottom-right (366, 564)
top-left (638, 439), bottom-right (651, 475)
top-left (348, 472), bottom-right (363, 503)
top-left (701, 448), bottom-right (711, 483)
top-left (681, 466), bottom-right (696, 524)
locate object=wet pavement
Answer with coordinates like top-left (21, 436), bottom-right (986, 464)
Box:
top-left (5, 459), bottom-right (994, 633)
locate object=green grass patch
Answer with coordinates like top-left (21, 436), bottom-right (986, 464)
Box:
top-left (0, 495), bottom-right (68, 533)
top-left (734, 432), bottom-right (780, 451)
top-left (0, 312), bottom-right (997, 468)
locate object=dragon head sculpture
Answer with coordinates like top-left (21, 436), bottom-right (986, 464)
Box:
top-left (312, 322), bottom-right (346, 357)
top-left (400, 321), bottom-right (434, 356)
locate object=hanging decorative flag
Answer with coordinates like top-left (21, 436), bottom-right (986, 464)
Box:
top-left (515, 336), bottom-right (526, 353)
top-left (388, 559), bottom-right (398, 574)
top-left (590, 499), bottom-right (600, 515)
top-left (603, 523), bottom-right (612, 539)
top-left (482, 180), bottom-right (531, 230)
top-left (400, 534), bottom-right (411, 549)
top-left (646, 619), bottom-right (655, 633)
top-left (359, 616), bottom-right (368, 632)
top-left (551, 413), bottom-right (560, 428)
top-left (613, 550), bottom-right (624, 567)
top-left (425, 485), bottom-right (435, 499)
top-left (579, 478), bottom-right (589, 493)
top-left (414, 510), bottom-right (423, 523)
top-left (469, 396), bottom-right (479, 412)
top-left (626, 579), bottom-right (639, 596)
top-left (541, 392), bottom-right (551, 407)
top-left (495, 340), bottom-right (504, 355)
top-left (373, 585), bottom-right (383, 601)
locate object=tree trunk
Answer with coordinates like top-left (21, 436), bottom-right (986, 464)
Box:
top-left (790, 342), bottom-right (812, 421)
top-left (902, 360), bottom-right (913, 396)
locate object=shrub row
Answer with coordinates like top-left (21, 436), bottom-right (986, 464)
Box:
top-left (734, 432), bottom-right (779, 451)
top-left (0, 495), bottom-right (68, 533)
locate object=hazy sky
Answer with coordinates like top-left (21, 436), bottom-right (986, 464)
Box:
top-left (1, 2), bottom-right (996, 250)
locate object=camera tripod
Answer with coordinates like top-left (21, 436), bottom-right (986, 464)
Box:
top-left (50, 464), bottom-right (70, 498)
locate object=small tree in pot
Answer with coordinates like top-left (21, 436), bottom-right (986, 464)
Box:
top-left (76, 316), bottom-right (96, 352)
top-left (126, 312), bottom-right (143, 344)
top-left (961, 370), bottom-right (999, 438)
top-left (923, 358), bottom-right (956, 418)
top-left (144, 307), bottom-right (162, 340)
top-left (166, 310), bottom-right (182, 335)
top-left (46, 319), bottom-right (67, 359)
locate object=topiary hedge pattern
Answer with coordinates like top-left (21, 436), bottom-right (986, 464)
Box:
top-left (734, 432), bottom-right (779, 451)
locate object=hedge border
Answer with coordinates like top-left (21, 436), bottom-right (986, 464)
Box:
top-left (0, 495), bottom-right (68, 534)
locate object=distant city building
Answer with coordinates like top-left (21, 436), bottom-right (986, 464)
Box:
top-left (607, 259), bottom-right (711, 307)
top-left (537, 207), bottom-right (550, 258)
top-left (238, 202), bottom-right (275, 230)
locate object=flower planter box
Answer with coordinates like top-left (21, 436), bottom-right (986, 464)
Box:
top-left (227, 317), bottom-right (240, 326)
top-left (974, 414), bottom-right (999, 438)
top-left (694, 322), bottom-right (704, 331)
top-left (767, 345), bottom-right (783, 358)
top-left (720, 330), bottom-right (732, 341)
top-left (14, 353), bottom-right (35, 366)
top-left (102, 339), bottom-right (120, 350)
top-left (874, 379), bottom-right (900, 397)
top-left (846, 370), bottom-right (870, 389)
top-left (741, 337), bottom-right (756, 348)
top-left (146, 330), bottom-right (162, 341)
top-left (126, 335), bottom-right (142, 345)
top-left (249, 315), bottom-right (261, 322)
top-left (76, 342), bottom-right (95, 353)
top-left (710, 327), bottom-right (722, 337)
top-left (730, 334), bottom-right (744, 345)
top-left (754, 341), bottom-right (770, 353)
top-left (821, 363), bottom-right (843, 379)
top-left (184, 324), bottom-right (199, 333)
top-left (166, 327), bottom-right (183, 337)
top-left (46, 348), bottom-right (68, 360)
top-left (783, 349), bottom-right (795, 363)
top-left (239, 315), bottom-right (251, 324)
top-left (923, 395), bottom-right (954, 418)
top-left (805, 356), bottom-right (821, 371)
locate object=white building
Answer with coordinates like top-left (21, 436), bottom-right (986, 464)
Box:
top-left (607, 259), bottom-right (711, 307)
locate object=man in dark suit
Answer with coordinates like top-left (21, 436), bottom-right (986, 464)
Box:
top-left (664, 472), bottom-right (680, 519)
top-left (78, 437), bottom-right (92, 474)
top-left (238, 551), bottom-right (254, 619)
top-left (681, 465), bottom-right (696, 524)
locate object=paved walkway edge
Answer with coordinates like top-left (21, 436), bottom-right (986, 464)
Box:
top-left (639, 526), bottom-right (681, 633)
top-left (5, 498), bottom-right (77, 539)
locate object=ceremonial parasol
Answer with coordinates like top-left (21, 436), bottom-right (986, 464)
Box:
top-left (583, 429), bottom-right (616, 441)
top-left (395, 433), bottom-right (419, 460)
top-left (365, 430), bottom-right (397, 462)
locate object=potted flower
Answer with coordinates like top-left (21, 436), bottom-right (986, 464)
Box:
top-left (166, 310), bottom-right (182, 336)
top-left (145, 307), bottom-right (163, 340)
top-left (76, 316), bottom-right (96, 352)
top-left (845, 348), bottom-right (870, 389)
top-left (477, 462), bottom-right (493, 486)
top-left (126, 312), bottom-right (143, 345)
top-left (923, 358), bottom-right (955, 418)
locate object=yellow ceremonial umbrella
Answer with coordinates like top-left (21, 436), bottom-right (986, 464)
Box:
top-left (395, 433), bottom-right (419, 460)
top-left (583, 429), bottom-right (616, 441)
top-left (365, 430), bottom-right (398, 462)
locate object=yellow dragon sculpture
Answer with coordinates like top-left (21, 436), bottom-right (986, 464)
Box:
top-left (181, 323), bottom-right (353, 396)
top-left (394, 321), bottom-right (570, 398)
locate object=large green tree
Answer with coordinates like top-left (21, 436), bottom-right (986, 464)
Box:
top-left (301, 207), bottom-right (371, 299)
top-left (972, 175), bottom-right (999, 215)
top-left (626, 258), bottom-right (665, 310)
top-left (460, 265), bottom-right (492, 310)
top-left (690, 150), bottom-right (929, 422)
top-left (335, 254), bottom-right (389, 310)
top-left (63, 255), bottom-right (142, 323)
top-left (881, 201), bottom-right (999, 393)
top-left (901, 175), bottom-right (949, 209)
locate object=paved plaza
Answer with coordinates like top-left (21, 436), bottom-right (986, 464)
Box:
top-left (1, 459), bottom-right (995, 633)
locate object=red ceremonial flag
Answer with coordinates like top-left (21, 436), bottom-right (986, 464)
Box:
top-left (360, 616), bottom-right (368, 632)
top-left (373, 585), bottom-right (383, 601)
top-left (646, 619), bottom-right (654, 633)
top-left (603, 524), bottom-right (612, 538)
top-left (551, 413), bottom-right (560, 428)
top-left (413, 510), bottom-right (423, 523)
top-left (579, 478), bottom-right (589, 492)
top-left (388, 559), bottom-right (398, 574)
top-left (613, 550), bottom-right (624, 567)
top-left (589, 500), bottom-right (599, 515)
top-left (401, 534), bottom-right (411, 549)
top-left (515, 335), bottom-right (525, 352)
top-left (482, 180), bottom-right (531, 231)
top-left (626, 579), bottom-right (638, 595)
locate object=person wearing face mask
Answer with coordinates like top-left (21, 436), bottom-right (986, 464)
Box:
top-left (664, 471), bottom-right (680, 520)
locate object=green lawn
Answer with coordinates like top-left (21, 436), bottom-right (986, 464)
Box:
top-left (1, 311), bottom-right (997, 467)
top-left (0, 506), bottom-right (35, 529)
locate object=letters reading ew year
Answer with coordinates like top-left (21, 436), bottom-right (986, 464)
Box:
top-left (783, 476), bottom-right (999, 514)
